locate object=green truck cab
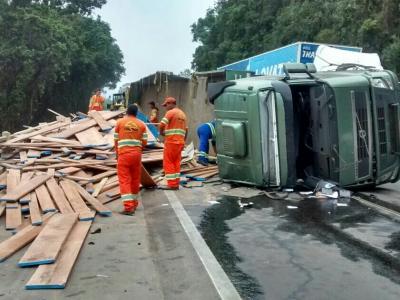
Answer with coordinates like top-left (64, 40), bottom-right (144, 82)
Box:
top-left (210, 63), bottom-right (400, 188)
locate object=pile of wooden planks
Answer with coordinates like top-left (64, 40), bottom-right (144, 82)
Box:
top-left (0, 110), bottom-right (162, 289)
top-left (155, 162), bottom-right (220, 187)
top-left (0, 109), bottom-right (219, 290)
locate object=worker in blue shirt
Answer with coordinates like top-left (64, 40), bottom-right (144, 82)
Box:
top-left (197, 120), bottom-right (216, 166)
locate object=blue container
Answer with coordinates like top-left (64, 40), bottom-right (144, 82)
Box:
top-left (218, 42), bottom-right (362, 76)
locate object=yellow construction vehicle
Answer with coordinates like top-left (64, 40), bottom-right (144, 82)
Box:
top-left (111, 84), bottom-right (130, 111)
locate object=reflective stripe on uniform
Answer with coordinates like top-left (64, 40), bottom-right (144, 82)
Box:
top-left (206, 123), bottom-right (216, 140)
top-left (118, 139), bottom-right (142, 148)
top-left (121, 193), bottom-right (138, 201)
top-left (161, 117), bottom-right (169, 125)
top-left (198, 151), bottom-right (208, 158)
top-left (142, 133), bottom-right (148, 139)
top-left (165, 173), bottom-right (180, 179)
top-left (165, 129), bottom-right (186, 136)
top-left (114, 133), bottom-right (119, 140)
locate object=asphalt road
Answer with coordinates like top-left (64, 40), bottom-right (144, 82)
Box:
top-left (1, 182), bottom-right (400, 300)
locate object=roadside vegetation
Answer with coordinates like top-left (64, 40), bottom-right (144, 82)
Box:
top-left (0, 0), bottom-right (124, 131)
top-left (192, 0), bottom-right (400, 73)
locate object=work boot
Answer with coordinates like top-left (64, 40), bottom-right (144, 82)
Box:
top-left (197, 159), bottom-right (208, 166)
top-left (119, 210), bottom-right (135, 216)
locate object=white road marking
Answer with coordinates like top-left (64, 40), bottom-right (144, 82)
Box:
top-left (164, 190), bottom-right (242, 300)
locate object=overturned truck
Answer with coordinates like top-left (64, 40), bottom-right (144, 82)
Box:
top-left (209, 63), bottom-right (400, 188)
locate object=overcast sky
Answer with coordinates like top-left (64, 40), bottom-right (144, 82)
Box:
top-left (97, 0), bottom-right (215, 93)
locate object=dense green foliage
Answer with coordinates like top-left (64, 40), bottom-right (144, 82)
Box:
top-left (0, 0), bottom-right (124, 131)
top-left (191, 0), bottom-right (400, 73)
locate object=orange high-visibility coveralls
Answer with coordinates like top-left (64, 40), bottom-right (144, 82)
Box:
top-left (89, 95), bottom-right (105, 111)
top-left (159, 108), bottom-right (188, 188)
top-left (114, 116), bottom-right (148, 212)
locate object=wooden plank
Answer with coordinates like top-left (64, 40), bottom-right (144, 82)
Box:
top-left (105, 187), bottom-right (120, 198)
top-left (35, 185), bottom-right (57, 213)
top-left (75, 127), bottom-right (108, 147)
top-left (56, 111), bottom-right (122, 139)
top-left (142, 151), bottom-right (163, 164)
top-left (0, 174), bottom-right (51, 202)
top-left (30, 135), bottom-right (81, 146)
top-left (19, 171), bottom-right (34, 204)
top-left (141, 164), bottom-right (157, 188)
top-left (100, 180), bottom-right (119, 194)
top-left (0, 202), bottom-right (5, 217)
top-left (92, 178), bottom-right (108, 197)
top-left (85, 182), bottom-right (94, 193)
top-left (27, 149), bottom-right (41, 159)
top-left (26, 220), bottom-right (92, 289)
top-left (46, 178), bottom-right (74, 214)
top-left (20, 171), bottom-right (34, 182)
top-left (18, 213), bottom-right (78, 267)
top-left (71, 181), bottom-right (112, 216)
top-left (0, 191), bottom-right (6, 216)
top-left (47, 168), bottom-right (55, 176)
top-left (5, 205), bottom-right (22, 230)
top-left (5, 120), bottom-right (70, 144)
top-left (184, 181), bottom-right (204, 188)
top-left (90, 170), bottom-right (117, 183)
top-left (23, 161), bottom-right (115, 171)
top-left (7, 169), bottom-right (20, 191)
top-left (6, 169), bottom-right (22, 229)
top-left (20, 151), bottom-right (28, 163)
top-left (0, 213), bottom-right (55, 262)
top-left (59, 181), bottom-right (94, 221)
top-left (88, 110), bottom-right (112, 131)
top-left (0, 172), bottom-right (6, 189)
top-left (29, 192), bottom-right (42, 225)
top-left (56, 167), bottom-right (81, 176)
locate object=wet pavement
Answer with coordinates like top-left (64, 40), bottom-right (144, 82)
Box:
top-left (195, 195), bottom-right (400, 300)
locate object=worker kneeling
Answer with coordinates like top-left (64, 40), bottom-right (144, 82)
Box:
top-left (197, 120), bottom-right (216, 166)
top-left (114, 105), bottom-right (148, 215)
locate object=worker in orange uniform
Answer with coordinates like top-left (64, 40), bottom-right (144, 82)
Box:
top-left (149, 101), bottom-right (159, 124)
top-left (158, 97), bottom-right (188, 190)
top-left (114, 104), bottom-right (148, 215)
top-left (88, 88), bottom-right (105, 112)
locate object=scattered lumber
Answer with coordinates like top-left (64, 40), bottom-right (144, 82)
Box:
top-left (1, 174), bottom-right (51, 202)
top-left (141, 164), bottom-right (157, 188)
top-left (0, 109), bottom-right (214, 291)
top-left (35, 185), bottom-right (57, 213)
top-left (29, 192), bottom-right (42, 225)
top-left (88, 110), bottom-right (112, 131)
top-left (59, 181), bottom-right (94, 221)
top-left (0, 212), bottom-right (55, 262)
top-left (71, 181), bottom-right (112, 216)
top-left (46, 178), bottom-right (74, 214)
top-left (92, 177), bottom-right (108, 197)
top-left (26, 220), bottom-right (92, 289)
top-left (18, 213), bottom-right (78, 267)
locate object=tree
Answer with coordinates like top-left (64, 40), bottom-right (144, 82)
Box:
top-left (179, 69), bottom-right (192, 78)
top-left (0, 0), bottom-right (124, 131)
